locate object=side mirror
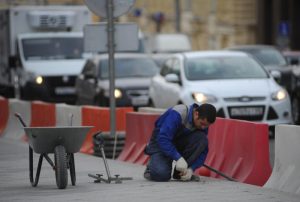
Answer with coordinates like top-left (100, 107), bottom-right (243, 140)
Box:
top-left (270, 70), bottom-right (281, 83)
top-left (84, 70), bottom-right (96, 79)
top-left (165, 73), bottom-right (180, 83)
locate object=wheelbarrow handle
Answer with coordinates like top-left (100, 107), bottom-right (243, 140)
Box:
top-left (14, 112), bottom-right (27, 127)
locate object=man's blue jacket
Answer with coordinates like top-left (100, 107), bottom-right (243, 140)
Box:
top-left (146, 103), bottom-right (209, 171)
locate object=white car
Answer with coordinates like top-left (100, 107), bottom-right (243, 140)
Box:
top-left (149, 51), bottom-right (292, 130)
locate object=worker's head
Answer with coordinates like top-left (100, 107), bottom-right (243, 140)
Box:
top-left (193, 103), bottom-right (217, 129)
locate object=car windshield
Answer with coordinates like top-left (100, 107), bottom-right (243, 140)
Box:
top-left (22, 37), bottom-right (84, 61)
top-left (241, 48), bottom-right (287, 66)
top-left (99, 57), bottom-right (159, 79)
top-left (184, 56), bottom-right (269, 81)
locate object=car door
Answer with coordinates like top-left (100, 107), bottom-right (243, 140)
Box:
top-left (161, 57), bottom-right (182, 107)
top-left (150, 58), bottom-right (172, 107)
top-left (75, 60), bottom-right (98, 105)
top-left (150, 57), bottom-right (182, 108)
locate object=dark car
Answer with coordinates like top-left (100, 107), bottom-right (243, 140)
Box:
top-left (226, 45), bottom-right (299, 123)
top-left (75, 53), bottom-right (159, 109)
top-left (282, 50), bottom-right (300, 65)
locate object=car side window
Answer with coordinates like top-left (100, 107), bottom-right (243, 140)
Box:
top-left (160, 59), bottom-right (173, 76)
top-left (82, 60), bottom-right (96, 78)
top-left (171, 58), bottom-right (180, 76)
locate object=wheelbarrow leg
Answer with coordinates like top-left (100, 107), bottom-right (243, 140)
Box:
top-left (69, 153), bottom-right (76, 186)
top-left (29, 146), bottom-right (43, 187)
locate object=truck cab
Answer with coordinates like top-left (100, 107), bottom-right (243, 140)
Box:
top-left (17, 32), bottom-right (86, 103)
top-left (0, 5), bottom-right (92, 104)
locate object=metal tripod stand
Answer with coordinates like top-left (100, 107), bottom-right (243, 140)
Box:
top-left (88, 132), bottom-right (132, 184)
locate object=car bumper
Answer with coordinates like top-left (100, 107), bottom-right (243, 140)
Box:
top-left (21, 77), bottom-right (77, 104)
top-left (184, 96), bottom-right (292, 126)
top-left (217, 100), bottom-right (291, 126)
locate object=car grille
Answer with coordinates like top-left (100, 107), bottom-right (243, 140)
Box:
top-left (126, 89), bottom-right (148, 97)
top-left (266, 106), bottom-right (279, 120)
top-left (42, 76), bottom-right (76, 103)
top-left (224, 96), bottom-right (266, 102)
top-left (228, 105), bottom-right (265, 121)
top-left (217, 108), bottom-right (225, 118)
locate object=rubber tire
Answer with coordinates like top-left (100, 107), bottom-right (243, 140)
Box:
top-left (54, 145), bottom-right (68, 189)
top-left (292, 96), bottom-right (299, 124)
top-left (69, 153), bottom-right (76, 186)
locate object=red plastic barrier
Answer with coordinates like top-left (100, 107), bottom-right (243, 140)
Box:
top-left (0, 96), bottom-right (9, 136)
top-left (117, 112), bottom-right (160, 165)
top-left (119, 113), bottom-right (271, 186)
top-left (81, 106), bottom-right (133, 154)
top-left (22, 101), bottom-right (56, 141)
top-left (195, 118), bottom-right (272, 186)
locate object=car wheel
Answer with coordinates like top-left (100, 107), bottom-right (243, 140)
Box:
top-left (148, 99), bottom-right (155, 108)
top-left (269, 126), bottom-right (275, 139)
top-left (292, 96), bottom-right (300, 124)
top-left (75, 96), bottom-right (81, 106)
top-left (94, 94), bottom-right (108, 107)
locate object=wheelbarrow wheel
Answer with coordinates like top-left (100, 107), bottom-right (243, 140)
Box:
top-left (69, 153), bottom-right (76, 186)
top-left (54, 145), bottom-right (68, 189)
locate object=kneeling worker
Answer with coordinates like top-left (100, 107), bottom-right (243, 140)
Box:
top-left (144, 103), bottom-right (216, 181)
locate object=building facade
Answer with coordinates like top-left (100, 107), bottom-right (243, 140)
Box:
top-left (1, 0), bottom-right (298, 50)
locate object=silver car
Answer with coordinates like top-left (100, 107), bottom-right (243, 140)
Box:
top-left (75, 53), bottom-right (159, 108)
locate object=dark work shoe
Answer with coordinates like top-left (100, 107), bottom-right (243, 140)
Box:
top-left (144, 166), bottom-right (151, 180)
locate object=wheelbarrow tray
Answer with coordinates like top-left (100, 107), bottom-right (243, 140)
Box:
top-left (24, 126), bottom-right (92, 154)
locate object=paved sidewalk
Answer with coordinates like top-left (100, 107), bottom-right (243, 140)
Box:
top-left (0, 138), bottom-right (299, 202)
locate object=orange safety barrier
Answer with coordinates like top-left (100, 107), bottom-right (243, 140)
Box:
top-left (22, 101), bottom-right (56, 141)
top-left (117, 112), bottom-right (160, 165)
top-left (81, 106), bottom-right (133, 154)
top-left (119, 113), bottom-right (271, 186)
top-left (0, 96), bottom-right (9, 136)
top-left (195, 118), bottom-right (272, 186)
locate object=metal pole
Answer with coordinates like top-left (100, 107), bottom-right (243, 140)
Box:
top-left (175, 0), bottom-right (181, 32)
top-left (208, 0), bottom-right (217, 49)
top-left (106, 0), bottom-right (117, 159)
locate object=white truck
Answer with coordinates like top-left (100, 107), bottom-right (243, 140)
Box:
top-left (0, 5), bottom-right (92, 104)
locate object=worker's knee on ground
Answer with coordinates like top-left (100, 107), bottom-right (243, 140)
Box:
top-left (150, 163), bottom-right (172, 181)
top-left (150, 169), bottom-right (171, 182)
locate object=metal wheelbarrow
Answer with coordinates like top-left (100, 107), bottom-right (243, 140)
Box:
top-left (15, 113), bottom-right (93, 189)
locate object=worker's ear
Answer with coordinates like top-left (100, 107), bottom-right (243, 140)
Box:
top-left (194, 110), bottom-right (200, 119)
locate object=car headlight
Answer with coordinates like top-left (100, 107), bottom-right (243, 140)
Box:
top-left (35, 76), bottom-right (43, 85)
top-left (104, 88), bottom-right (122, 99)
top-left (114, 89), bottom-right (122, 99)
top-left (271, 89), bottom-right (287, 101)
top-left (192, 92), bottom-right (217, 103)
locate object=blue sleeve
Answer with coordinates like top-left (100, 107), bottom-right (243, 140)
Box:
top-left (156, 111), bottom-right (182, 161)
top-left (190, 147), bottom-right (208, 171)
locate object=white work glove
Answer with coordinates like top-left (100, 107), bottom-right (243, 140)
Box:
top-left (175, 157), bottom-right (188, 173)
top-left (180, 168), bottom-right (193, 181)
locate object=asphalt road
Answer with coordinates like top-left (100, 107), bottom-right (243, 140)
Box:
top-left (0, 137), bottom-right (299, 202)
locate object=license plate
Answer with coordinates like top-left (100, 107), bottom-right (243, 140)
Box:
top-left (55, 87), bottom-right (76, 95)
top-left (230, 107), bottom-right (263, 116)
top-left (131, 96), bottom-right (149, 106)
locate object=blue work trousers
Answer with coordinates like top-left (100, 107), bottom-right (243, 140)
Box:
top-left (145, 129), bottom-right (207, 181)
